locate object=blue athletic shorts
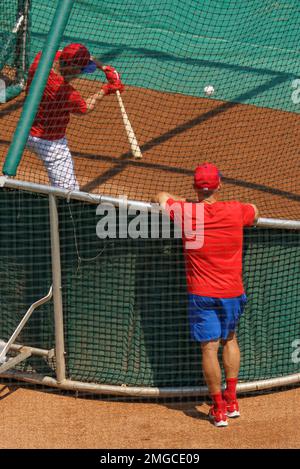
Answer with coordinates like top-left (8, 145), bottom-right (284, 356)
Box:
top-left (188, 293), bottom-right (247, 342)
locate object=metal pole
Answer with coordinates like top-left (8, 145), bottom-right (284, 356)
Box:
top-left (0, 371), bottom-right (299, 398)
top-left (49, 194), bottom-right (66, 383)
top-left (3, 0), bottom-right (74, 176)
top-left (0, 286), bottom-right (53, 363)
top-left (17, 0), bottom-right (31, 85)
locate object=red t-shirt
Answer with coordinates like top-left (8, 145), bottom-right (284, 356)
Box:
top-left (166, 199), bottom-right (255, 298)
top-left (26, 51), bottom-right (87, 140)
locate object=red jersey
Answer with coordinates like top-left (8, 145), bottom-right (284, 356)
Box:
top-left (26, 51), bottom-right (87, 140)
top-left (166, 199), bottom-right (255, 298)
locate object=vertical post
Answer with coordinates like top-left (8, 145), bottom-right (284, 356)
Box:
top-left (49, 194), bottom-right (66, 383)
top-left (3, 0), bottom-right (74, 176)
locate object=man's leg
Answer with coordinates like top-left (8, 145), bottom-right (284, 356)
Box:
top-left (201, 340), bottom-right (228, 427)
top-left (27, 135), bottom-right (79, 191)
top-left (201, 339), bottom-right (221, 395)
top-left (222, 333), bottom-right (241, 417)
top-left (188, 294), bottom-right (228, 426)
top-left (219, 295), bottom-right (247, 418)
top-left (222, 332), bottom-right (240, 379)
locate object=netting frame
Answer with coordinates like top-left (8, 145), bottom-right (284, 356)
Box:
top-left (0, 177), bottom-right (299, 398)
top-left (15, 0), bottom-right (31, 86)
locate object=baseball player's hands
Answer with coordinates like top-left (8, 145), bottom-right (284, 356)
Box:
top-left (101, 65), bottom-right (124, 95)
top-left (101, 81), bottom-right (125, 95)
top-left (103, 65), bottom-right (121, 84)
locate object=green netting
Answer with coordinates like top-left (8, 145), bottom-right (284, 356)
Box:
top-left (0, 189), bottom-right (299, 388)
top-left (32, 0), bottom-right (300, 111)
top-left (0, 189), bottom-right (55, 376)
top-left (0, 1), bottom-right (30, 101)
top-left (25, 0), bottom-right (300, 113)
top-left (1, 0), bottom-right (299, 219)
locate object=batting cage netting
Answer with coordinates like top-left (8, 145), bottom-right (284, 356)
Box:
top-left (0, 0), bottom-right (299, 395)
top-left (0, 188), bottom-right (299, 389)
top-left (0, 0), bottom-right (299, 218)
top-left (0, 0), bottom-right (30, 102)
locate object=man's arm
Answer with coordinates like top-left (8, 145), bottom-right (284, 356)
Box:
top-left (83, 59), bottom-right (124, 113)
top-left (85, 90), bottom-right (105, 113)
top-left (92, 57), bottom-right (105, 72)
top-left (153, 191), bottom-right (186, 210)
top-left (240, 202), bottom-right (259, 226)
top-left (92, 58), bottom-right (120, 81)
top-left (251, 204), bottom-right (259, 224)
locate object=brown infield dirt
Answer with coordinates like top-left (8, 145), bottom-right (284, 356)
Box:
top-left (0, 383), bottom-right (299, 448)
top-left (0, 80), bottom-right (299, 219)
top-left (0, 81), bottom-right (299, 449)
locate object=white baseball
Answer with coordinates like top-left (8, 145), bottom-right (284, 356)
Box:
top-left (204, 85), bottom-right (215, 96)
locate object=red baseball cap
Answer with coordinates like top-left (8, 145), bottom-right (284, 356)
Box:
top-left (194, 162), bottom-right (221, 190)
top-left (60, 43), bottom-right (96, 74)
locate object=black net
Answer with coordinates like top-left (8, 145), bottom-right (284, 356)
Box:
top-left (0, 0), bottom-right (299, 219)
top-left (0, 0), bottom-right (30, 101)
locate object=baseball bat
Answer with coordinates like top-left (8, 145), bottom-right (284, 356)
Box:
top-left (116, 90), bottom-right (143, 159)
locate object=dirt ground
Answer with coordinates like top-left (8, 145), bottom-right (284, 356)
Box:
top-left (0, 383), bottom-right (299, 449)
top-left (1, 83), bottom-right (299, 220)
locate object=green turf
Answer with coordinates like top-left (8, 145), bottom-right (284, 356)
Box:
top-left (29, 0), bottom-right (300, 112)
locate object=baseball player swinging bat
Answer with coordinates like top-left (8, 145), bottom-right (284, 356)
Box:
top-left (24, 49), bottom-right (143, 194)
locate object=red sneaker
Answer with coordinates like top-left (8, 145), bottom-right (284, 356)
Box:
top-left (223, 390), bottom-right (240, 418)
top-left (208, 403), bottom-right (228, 427)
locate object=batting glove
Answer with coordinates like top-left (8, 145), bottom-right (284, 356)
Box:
top-left (103, 65), bottom-right (121, 84)
top-left (101, 82), bottom-right (125, 95)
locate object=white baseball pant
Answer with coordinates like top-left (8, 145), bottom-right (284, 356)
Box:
top-left (26, 135), bottom-right (80, 191)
